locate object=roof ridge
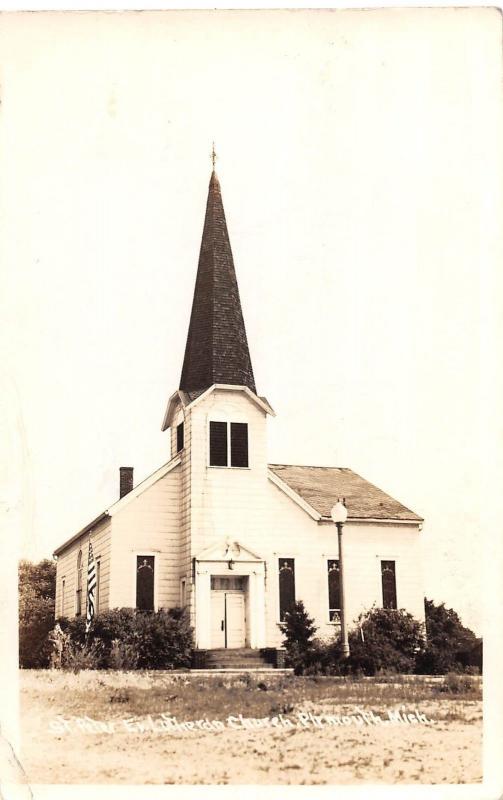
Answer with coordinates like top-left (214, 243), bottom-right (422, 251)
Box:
top-left (269, 463), bottom-right (350, 470)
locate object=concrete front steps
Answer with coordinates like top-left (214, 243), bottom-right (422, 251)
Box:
top-left (192, 647), bottom-right (287, 670)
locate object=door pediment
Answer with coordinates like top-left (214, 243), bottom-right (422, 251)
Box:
top-left (195, 539), bottom-right (262, 563)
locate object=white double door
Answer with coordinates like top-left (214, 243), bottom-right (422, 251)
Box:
top-left (210, 590), bottom-right (246, 648)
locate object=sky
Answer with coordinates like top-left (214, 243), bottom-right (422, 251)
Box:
top-left (1, 8), bottom-right (502, 636)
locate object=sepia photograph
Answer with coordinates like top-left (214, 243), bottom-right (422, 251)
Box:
top-left (1, 6), bottom-right (502, 795)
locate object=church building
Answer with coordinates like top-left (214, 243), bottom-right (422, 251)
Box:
top-left (54, 166), bottom-right (424, 665)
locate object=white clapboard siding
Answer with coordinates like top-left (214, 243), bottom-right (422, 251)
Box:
top-left (179, 386), bottom-right (424, 649)
top-left (109, 464), bottom-right (181, 610)
top-left (263, 479), bottom-right (424, 647)
top-left (188, 390), bottom-right (269, 558)
top-left (54, 384), bottom-right (424, 650)
top-left (54, 516), bottom-right (112, 619)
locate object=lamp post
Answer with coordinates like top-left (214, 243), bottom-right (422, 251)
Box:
top-left (330, 498), bottom-right (350, 658)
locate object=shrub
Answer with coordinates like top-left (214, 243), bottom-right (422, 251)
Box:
top-left (434, 671), bottom-right (478, 694)
top-left (62, 640), bottom-right (104, 673)
top-left (19, 559), bottom-right (56, 668)
top-left (134, 607), bottom-right (193, 669)
top-left (55, 606), bottom-right (194, 670)
top-left (278, 601), bottom-right (319, 674)
top-left (48, 623), bottom-right (103, 672)
top-left (347, 607), bottom-right (425, 676)
top-left (278, 601), bottom-right (349, 675)
top-left (108, 639), bottom-right (139, 670)
top-left (416, 599), bottom-right (482, 675)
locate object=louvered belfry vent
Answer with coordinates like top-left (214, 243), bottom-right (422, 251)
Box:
top-left (179, 170), bottom-right (256, 396)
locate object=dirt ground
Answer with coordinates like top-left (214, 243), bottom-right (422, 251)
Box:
top-left (17, 670), bottom-right (482, 785)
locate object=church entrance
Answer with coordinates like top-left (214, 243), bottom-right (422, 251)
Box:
top-left (210, 575), bottom-right (247, 648)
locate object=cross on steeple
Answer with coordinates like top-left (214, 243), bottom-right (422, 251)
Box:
top-left (211, 141), bottom-right (217, 170)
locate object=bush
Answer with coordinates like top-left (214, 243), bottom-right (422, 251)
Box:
top-left (434, 671), bottom-right (478, 694)
top-left (62, 640), bottom-right (104, 673)
top-left (416, 599), bottom-right (482, 675)
top-left (278, 601), bottom-right (318, 674)
top-left (108, 640), bottom-right (139, 670)
top-left (346, 607), bottom-right (425, 676)
top-left (278, 600), bottom-right (349, 675)
top-left (19, 559), bottom-right (56, 668)
top-left (54, 607), bottom-right (194, 670)
top-left (133, 607), bottom-right (193, 669)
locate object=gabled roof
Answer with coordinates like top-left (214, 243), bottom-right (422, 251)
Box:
top-left (162, 383), bottom-right (275, 431)
top-left (53, 456), bottom-right (181, 557)
top-left (179, 169), bottom-right (256, 396)
top-left (268, 464), bottom-right (423, 522)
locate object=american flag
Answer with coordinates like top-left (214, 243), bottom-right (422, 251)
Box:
top-left (86, 540), bottom-right (97, 634)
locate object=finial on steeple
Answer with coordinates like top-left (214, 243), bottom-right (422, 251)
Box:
top-left (211, 141), bottom-right (217, 170)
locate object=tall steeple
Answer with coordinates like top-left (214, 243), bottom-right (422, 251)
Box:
top-left (179, 169), bottom-right (257, 396)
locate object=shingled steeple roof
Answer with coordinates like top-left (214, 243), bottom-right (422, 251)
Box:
top-left (179, 170), bottom-right (256, 396)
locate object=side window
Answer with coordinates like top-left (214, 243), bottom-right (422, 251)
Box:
top-left (381, 560), bottom-right (397, 609)
top-left (209, 421), bottom-right (228, 466)
top-left (76, 550), bottom-right (83, 616)
top-left (136, 556), bottom-right (155, 611)
top-left (327, 559), bottom-right (340, 622)
top-left (278, 558), bottom-right (295, 621)
top-left (176, 422), bottom-right (184, 452)
top-left (61, 578), bottom-right (66, 617)
top-left (95, 560), bottom-right (101, 615)
top-left (230, 423), bottom-right (248, 467)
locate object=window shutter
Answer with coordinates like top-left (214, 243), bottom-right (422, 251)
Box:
top-left (230, 422), bottom-right (248, 467)
top-left (278, 558), bottom-right (295, 621)
top-left (209, 421), bottom-right (228, 466)
top-left (381, 560), bottom-right (397, 609)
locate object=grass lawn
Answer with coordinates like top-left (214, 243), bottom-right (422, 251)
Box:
top-left (18, 670), bottom-right (482, 785)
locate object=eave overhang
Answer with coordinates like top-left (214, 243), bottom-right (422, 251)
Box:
top-left (162, 383), bottom-right (275, 431)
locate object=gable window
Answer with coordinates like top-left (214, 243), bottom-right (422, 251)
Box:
top-left (278, 558), bottom-right (295, 621)
top-left (209, 421), bottom-right (228, 466)
top-left (327, 559), bottom-right (341, 622)
top-left (209, 421), bottom-right (249, 467)
top-left (176, 422), bottom-right (184, 452)
top-left (230, 423), bottom-right (248, 467)
top-left (136, 555), bottom-right (155, 611)
top-left (381, 560), bottom-right (397, 609)
top-left (76, 550), bottom-right (83, 616)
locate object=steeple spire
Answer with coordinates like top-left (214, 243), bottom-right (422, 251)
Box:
top-left (179, 168), bottom-right (257, 396)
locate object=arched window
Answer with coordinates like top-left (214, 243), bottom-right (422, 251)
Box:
top-left (278, 558), bottom-right (295, 621)
top-left (136, 556), bottom-right (155, 611)
top-left (76, 550), bottom-right (83, 616)
top-left (327, 560), bottom-right (340, 622)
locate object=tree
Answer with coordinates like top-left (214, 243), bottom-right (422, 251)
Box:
top-left (279, 600), bottom-right (318, 674)
top-left (347, 606), bottom-right (426, 676)
top-left (19, 559), bottom-right (56, 668)
top-left (416, 599), bottom-right (482, 674)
